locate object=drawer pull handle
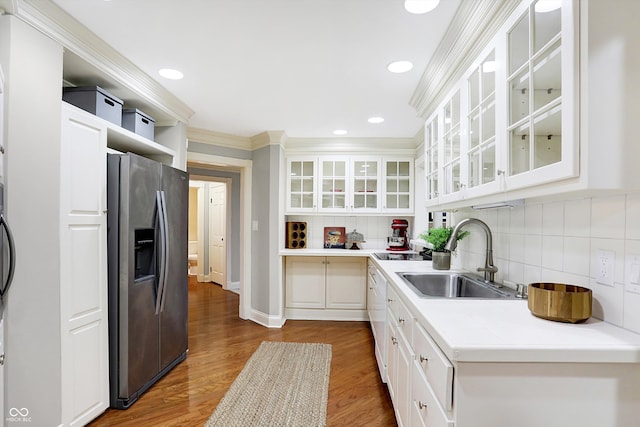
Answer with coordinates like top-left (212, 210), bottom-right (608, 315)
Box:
top-left (391, 337), bottom-right (398, 345)
top-left (387, 298), bottom-right (394, 303)
top-left (398, 317), bottom-right (405, 324)
top-left (419, 355), bottom-right (428, 363)
top-left (418, 401), bottom-right (427, 410)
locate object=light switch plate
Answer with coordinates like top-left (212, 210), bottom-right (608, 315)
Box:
top-left (625, 255), bottom-right (640, 294)
top-left (596, 250), bottom-right (615, 287)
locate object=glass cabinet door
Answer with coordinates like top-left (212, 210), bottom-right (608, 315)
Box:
top-left (508, 1), bottom-right (562, 177)
top-left (287, 158), bottom-right (316, 212)
top-left (467, 49), bottom-right (497, 189)
top-left (425, 118), bottom-right (439, 202)
top-left (442, 89), bottom-right (461, 197)
top-left (384, 159), bottom-right (413, 212)
top-left (319, 159), bottom-right (347, 212)
top-left (351, 159), bottom-right (379, 211)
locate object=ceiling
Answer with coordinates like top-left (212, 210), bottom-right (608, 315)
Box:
top-left (52, 0), bottom-right (462, 139)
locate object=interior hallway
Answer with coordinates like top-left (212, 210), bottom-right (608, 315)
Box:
top-left (88, 276), bottom-right (397, 426)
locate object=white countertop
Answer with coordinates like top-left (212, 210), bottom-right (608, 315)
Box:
top-left (369, 256), bottom-right (640, 364)
top-left (281, 248), bottom-right (640, 363)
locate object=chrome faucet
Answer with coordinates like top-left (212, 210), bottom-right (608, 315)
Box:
top-left (444, 218), bottom-right (498, 282)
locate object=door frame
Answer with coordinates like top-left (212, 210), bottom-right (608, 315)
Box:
top-left (187, 153), bottom-right (252, 321)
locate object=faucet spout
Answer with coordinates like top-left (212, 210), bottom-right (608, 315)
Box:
top-left (445, 218), bottom-right (498, 282)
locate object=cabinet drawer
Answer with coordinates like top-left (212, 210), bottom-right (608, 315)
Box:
top-left (387, 286), bottom-right (412, 341)
top-left (411, 365), bottom-right (454, 427)
top-left (413, 320), bottom-right (454, 411)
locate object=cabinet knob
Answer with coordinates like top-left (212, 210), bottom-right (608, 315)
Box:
top-left (391, 336), bottom-right (398, 345)
top-left (418, 401), bottom-right (427, 410)
top-left (419, 354), bottom-right (428, 363)
top-left (387, 298), bottom-right (394, 303)
top-left (398, 317), bottom-right (405, 324)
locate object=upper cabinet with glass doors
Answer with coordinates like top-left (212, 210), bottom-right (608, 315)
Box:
top-left (286, 155), bottom-right (411, 214)
top-left (383, 159), bottom-right (414, 213)
top-left (505, 0), bottom-right (577, 190)
top-left (424, 0), bottom-right (577, 208)
top-left (287, 158), bottom-right (316, 212)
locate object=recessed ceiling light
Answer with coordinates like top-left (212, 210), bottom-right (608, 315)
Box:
top-left (404, 0), bottom-right (440, 14)
top-left (368, 117), bottom-right (385, 124)
top-left (158, 68), bottom-right (184, 80)
top-left (534, 0), bottom-right (561, 13)
top-left (387, 61), bottom-right (413, 73)
top-left (333, 129), bottom-right (348, 136)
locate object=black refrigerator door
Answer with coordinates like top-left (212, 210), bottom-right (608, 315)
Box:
top-left (159, 164), bottom-right (188, 370)
top-left (111, 153), bottom-right (162, 402)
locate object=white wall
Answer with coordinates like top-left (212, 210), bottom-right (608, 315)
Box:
top-left (286, 215), bottom-right (414, 250)
top-left (450, 192), bottom-right (640, 333)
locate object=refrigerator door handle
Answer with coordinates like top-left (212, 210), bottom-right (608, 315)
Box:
top-left (155, 191), bottom-right (167, 315)
top-left (0, 213), bottom-right (16, 299)
top-left (159, 190), bottom-right (170, 312)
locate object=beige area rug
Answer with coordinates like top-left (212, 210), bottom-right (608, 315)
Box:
top-left (205, 341), bottom-right (332, 427)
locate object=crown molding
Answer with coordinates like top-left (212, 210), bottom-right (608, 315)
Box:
top-left (7, 0), bottom-right (194, 124)
top-left (410, 0), bottom-right (521, 119)
top-left (187, 127), bottom-right (253, 151)
top-left (283, 136), bottom-right (419, 156)
top-left (250, 131), bottom-right (288, 151)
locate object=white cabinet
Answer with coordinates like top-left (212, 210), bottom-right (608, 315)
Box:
top-left (286, 155), bottom-right (412, 214)
top-left (60, 103), bottom-right (109, 426)
top-left (386, 285), bottom-right (413, 427)
top-left (424, 0), bottom-right (578, 208)
top-left (383, 159), bottom-right (414, 213)
top-left (367, 261), bottom-right (387, 382)
top-left (285, 256), bottom-right (367, 320)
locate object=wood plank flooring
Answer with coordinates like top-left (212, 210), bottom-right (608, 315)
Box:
top-left (88, 276), bottom-right (397, 426)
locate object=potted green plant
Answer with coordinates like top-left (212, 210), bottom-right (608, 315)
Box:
top-left (419, 227), bottom-right (469, 270)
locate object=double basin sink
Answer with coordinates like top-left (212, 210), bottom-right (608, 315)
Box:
top-left (397, 272), bottom-right (518, 299)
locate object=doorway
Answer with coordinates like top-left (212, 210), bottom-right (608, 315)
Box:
top-left (188, 178), bottom-right (234, 291)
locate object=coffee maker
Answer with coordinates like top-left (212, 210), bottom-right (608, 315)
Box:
top-left (386, 219), bottom-right (410, 251)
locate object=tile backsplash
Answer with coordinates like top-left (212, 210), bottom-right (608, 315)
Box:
top-left (285, 215), bottom-right (414, 251)
top-left (448, 192), bottom-right (640, 333)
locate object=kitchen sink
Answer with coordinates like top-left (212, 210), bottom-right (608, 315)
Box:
top-left (397, 272), bottom-right (517, 299)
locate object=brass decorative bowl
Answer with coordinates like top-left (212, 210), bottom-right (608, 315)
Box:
top-left (527, 283), bottom-right (592, 323)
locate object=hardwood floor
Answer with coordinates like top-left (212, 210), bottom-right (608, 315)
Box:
top-left (88, 276), bottom-right (397, 426)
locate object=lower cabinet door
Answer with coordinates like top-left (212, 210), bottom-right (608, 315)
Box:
top-left (325, 257), bottom-right (367, 309)
top-left (411, 363), bottom-right (454, 427)
top-left (285, 257), bottom-right (326, 308)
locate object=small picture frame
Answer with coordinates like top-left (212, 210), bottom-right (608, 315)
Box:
top-left (323, 227), bottom-right (346, 249)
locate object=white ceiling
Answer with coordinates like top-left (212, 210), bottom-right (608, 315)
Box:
top-left (53, 0), bottom-right (462, 139)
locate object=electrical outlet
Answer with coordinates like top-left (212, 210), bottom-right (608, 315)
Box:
top-left (596, 250), bottom-right (615, 287)
top-left (625, 255), bottom-right (640, 294)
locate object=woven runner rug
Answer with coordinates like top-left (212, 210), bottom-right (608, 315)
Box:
top-left (204, 341), bottom-right (332, 427)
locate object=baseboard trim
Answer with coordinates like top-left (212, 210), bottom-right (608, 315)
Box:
top-left (284, 308), bottom-right (369, 321)
top-left (249, 309), bottom-right (286, 328)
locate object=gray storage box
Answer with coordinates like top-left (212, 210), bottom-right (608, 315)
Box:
top-left (122, 108), bottom-right (155, 140)
top-left (63, 86), bottom-right (123, 126)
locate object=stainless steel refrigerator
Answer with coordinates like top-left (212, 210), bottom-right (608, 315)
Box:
top-left (107, 152), bottom-right (188, 409)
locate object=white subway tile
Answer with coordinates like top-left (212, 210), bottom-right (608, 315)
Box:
top-left (542, 201), bottom-right (564, 236)
top-left (563, 236), bottom-right (590, 276)
top-left (493, 232), bottom-right (511, 261)
top-left (626, 194), bottom-right (640, 240)
top-left (590, 279), bottom-right (624, 326)
top-left (508, 261), bottom-right (525, 283)
top-left (496, 207), bottom-right (511, 234)
top-left (509, 234), bottom-right (525, 263)
top-left (523, 264), bottom-right (542, 285)
top-left (564, 198), bottom-right (591, 237)
top-left (541, 235), bottom-right (563, 271)
top-left (524, 235), bottom-right (542, 267)
top-left (591, 195), bottom-right (625, 239)
top-left (525, 203), bottom-right (543, 235)
top-left (623, 290), bottom-right (640, 334)
top-left (510, 206), bottom-right (525, 234)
